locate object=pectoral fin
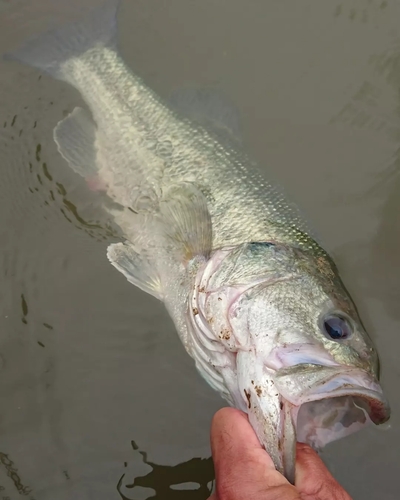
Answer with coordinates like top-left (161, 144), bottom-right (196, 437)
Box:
top-left (158, 182), bottom-right (213, 262)
top-left (108, 183), bottom-right (212, 298)
top-left (107, 243), bottom-right (163, 300)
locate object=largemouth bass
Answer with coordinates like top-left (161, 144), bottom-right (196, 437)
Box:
top-left (7, 0), bottom-right (390, 482)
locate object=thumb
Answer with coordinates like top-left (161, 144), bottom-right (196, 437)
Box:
top-left (210, 408), bottom-right (299, 500)
top-left (295, 443), bottom-right (352, 500)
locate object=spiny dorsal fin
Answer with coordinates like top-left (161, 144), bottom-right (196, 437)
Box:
top-left (169, 87), bottom-right (243, 148)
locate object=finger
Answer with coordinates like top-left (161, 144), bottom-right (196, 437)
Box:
top-left (210, 408), bottom-right (300, 500)
top-left (295, 443), bottom-right (352, 500)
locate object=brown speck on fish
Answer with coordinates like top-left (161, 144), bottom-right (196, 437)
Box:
top-left (244, 389), bottom-right (251, 409)
top-left (219, 328), bottom-right (231, 340)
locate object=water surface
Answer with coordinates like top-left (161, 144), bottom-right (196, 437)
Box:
top-left (0, 1), bottom-right (399, 499)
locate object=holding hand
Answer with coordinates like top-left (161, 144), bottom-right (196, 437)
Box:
top-left (208, 408), bottom-right (352, 500)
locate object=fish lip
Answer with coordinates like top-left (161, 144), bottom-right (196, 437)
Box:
top-left (274, 364), bottom-right (391, 426)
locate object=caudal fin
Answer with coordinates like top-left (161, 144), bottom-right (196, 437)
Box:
top-left (5, 0), bottom-right (120, 78)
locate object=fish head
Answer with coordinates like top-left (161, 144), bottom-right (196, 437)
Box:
top-left (189, 241), bottom-right (390, 481)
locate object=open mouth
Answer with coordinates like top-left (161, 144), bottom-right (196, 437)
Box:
top-left (273, 364), bottom-right (390, 481)
top-left (294, 391), bottom-right (389, 449)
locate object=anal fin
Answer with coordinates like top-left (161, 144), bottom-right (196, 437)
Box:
top-left (107, 243), bottom-right (163, 300)
top-left (54, 107), bottom-right (98, 178)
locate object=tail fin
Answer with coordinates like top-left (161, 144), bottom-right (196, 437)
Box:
top-left (4, 0), bottom-right (120, 77)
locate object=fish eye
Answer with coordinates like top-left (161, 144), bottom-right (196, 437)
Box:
top-left (322, 314), bottom-right (352, 341)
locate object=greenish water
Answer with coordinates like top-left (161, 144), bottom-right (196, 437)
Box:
top-left (0, 1), bottom-right (399, 499)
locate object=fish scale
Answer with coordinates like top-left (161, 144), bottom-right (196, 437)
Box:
top-left (63, 43), bottom-right (315, 249)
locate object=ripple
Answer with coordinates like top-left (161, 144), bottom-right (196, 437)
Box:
top-left (117, 440), bottom-right (214, 500)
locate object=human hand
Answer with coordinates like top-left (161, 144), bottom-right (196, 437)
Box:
top-left (208, 408), bottom-right (352, 500)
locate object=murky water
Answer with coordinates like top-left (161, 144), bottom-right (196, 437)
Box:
top-left (0, 1), bottom-right (399, 499)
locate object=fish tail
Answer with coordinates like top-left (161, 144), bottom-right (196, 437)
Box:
top-left (4, 0), bottom-right (120, 78)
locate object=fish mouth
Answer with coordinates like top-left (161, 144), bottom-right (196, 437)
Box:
top-left (274, 364), bottom-right (390, 478)
top-left (235, 351), bottom-right (390, 483)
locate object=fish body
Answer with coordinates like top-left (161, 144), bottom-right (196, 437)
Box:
top-left (7, 0), bottom-right (390, 482)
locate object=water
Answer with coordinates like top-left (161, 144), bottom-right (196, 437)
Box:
top-left (0, 1), bottom-right (399, 499)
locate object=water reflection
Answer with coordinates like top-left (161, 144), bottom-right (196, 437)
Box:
top-left (367, 42), bottom-right (400, 313)
top-left (1, 68), bottom-right (124, 248)
top-left (0, 452), bottom-right (34, 499)
top-left (333, 41), bottom-right (400, 322)
top-left (117, 441), bottom-right (214, 500)
top-left (364, 166), bottom-right (400, 321)
top-left (334, 0), bottom-right (389, 23)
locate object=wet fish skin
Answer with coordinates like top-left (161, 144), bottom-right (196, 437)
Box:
top-left (9, 2), bottom-right (315, 252)
top-left (6, 0), bottom-right (390, 482)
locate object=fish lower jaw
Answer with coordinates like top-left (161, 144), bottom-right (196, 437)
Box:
top-left (284, 381), bottom-right (390, 452)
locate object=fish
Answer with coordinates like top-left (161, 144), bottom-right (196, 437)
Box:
top-left (6, 0), bottom-right (390, 483)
